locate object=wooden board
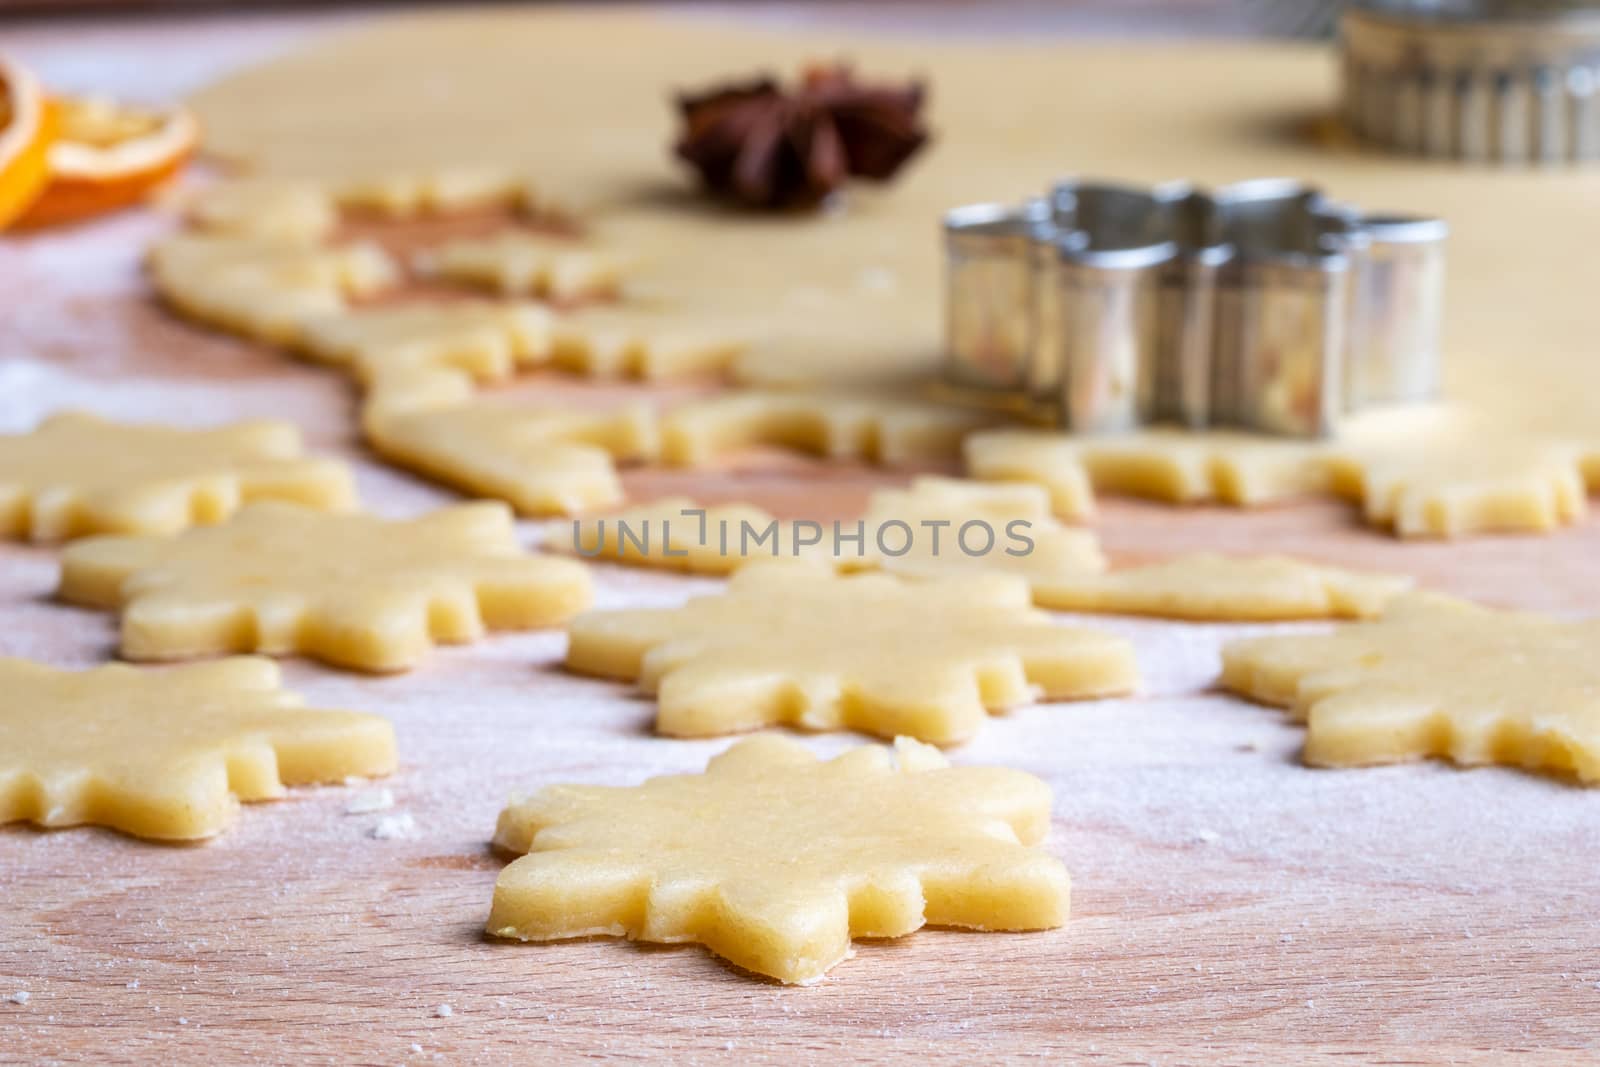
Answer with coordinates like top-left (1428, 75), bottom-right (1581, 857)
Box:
top-left (4, 10), bottom-right (1600, 1066)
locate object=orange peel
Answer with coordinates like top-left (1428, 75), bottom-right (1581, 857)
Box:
top-left (16, 93), bottom-right (197, 228)
top-left (0, 56), bottom-right (57, 229)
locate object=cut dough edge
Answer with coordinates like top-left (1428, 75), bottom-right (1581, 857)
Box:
top-left (156, 183), bottom-right (1600, 539)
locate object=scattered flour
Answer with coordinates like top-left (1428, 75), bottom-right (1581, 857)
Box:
top-left (369, 813), bottom-right (417, 840)
top-left (8, 991), bottom-right (29, 1006)
top-left (344, 788), bottom-right (396, 815)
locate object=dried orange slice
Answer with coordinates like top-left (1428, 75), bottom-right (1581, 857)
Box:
top-left (0, 56), bottom-right (56, 229)
top-left (16, 94), bottom-right (197, 228)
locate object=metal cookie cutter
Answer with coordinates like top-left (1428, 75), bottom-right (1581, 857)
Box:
top-left (942, 178), bottom-right (1448, 437)
top-left (944, 183), bottom-right (1194, 432)
top-left (1341, 0), bottom-right (1600, 163)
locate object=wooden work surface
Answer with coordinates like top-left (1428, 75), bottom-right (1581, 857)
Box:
top-left (3, 6), bottom-right (1600, 1065)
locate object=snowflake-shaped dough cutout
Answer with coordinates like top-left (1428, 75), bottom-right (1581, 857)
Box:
top-left (327, 166), bottom-right (524, 216)
top-left (1037, 553), bottom-right (1411, 620)
top-left (420, 232), bottom-right (629, 302)
top-left (1327, 444), bottom-right (1589, 539)
top-left (565, 563), bottom-right (1136, 744)
top-left (662, 391), bottom-right (1001, 468)
top-left (852, 476), bottom-right (1105, 588)
top-left (546, 479), bottom-right (1105, 592)
top-left (544, 307), bottom-right (750, 379)
top-left (0, 412), bottom-right (355, 543)
top-left (1221, 593), bottom-right (1600, 781)
top-left (0, 657), bottom-right (395, 840)
top-left (148, 233), bottom-right (396, 345)
top-left (547, 496), bottom-right (834, 575)
top-left (183, 177), bottom-right (338, 241)
top-left (488, 734), bottom-right (1070, 984)
top-left (59, 500), bottom-right (591, 673)
top-left (294, 302), bottom-right (553, 391)
top-left (364, 397), bottom-right (658, 516)
top-left (964, 428), bottom-right (1331, 522)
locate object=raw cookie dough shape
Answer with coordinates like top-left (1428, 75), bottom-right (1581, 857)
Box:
top-left (546, 479), bottom-right (1106, 588)
top-left (264, 168), bottom-right (575, 219)
top-left (488, 733), bottom-right (1070, 985)
top-left (1037, 553), bottom-right (1412, 621)
top-left (1327, 445), bottom-right (1589, 539)
top-left (964, 428), bottom-right (1333, 521)
top-left (1221, 593), bottom-right (1600, 781)
top-left (420, 233), bottom-right (629, 302)
top-left (327, 167), bottom-right (525, 216)
top-left (58, 500), bottom-right (591, 673)
top-left (183, 177), bottom-right (338, 241)
top-left (544, 308), bottom-right (749, 380)
top-left (294, 302), bottom-right (554, 391)
top-left (547, 497), bottom-right (834, 575)
top-left (299, 302), bottom-right (743, 386)
top-left (0, 412), bottom-right (355, 543)
top-left (564, 563), bottom-right (1137, 744)
top-left (0, 656), bottom-right (396, 840)
top-left (663, 391), bottom-right (1003, 468)
top-left (851, 476), bottom-right (1105, 590)
top-left (148, 233), bottom-right (397, 345)
top-left (363, 397), bottom-right (659, 516)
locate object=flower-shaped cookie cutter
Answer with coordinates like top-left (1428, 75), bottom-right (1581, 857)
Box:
top-left (943, 178), bottom-right (1447, 437)
top-left (1342, 0), bottom-right (1600, 164)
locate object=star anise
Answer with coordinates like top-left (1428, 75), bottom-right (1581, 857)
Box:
top-left (673, 64), bottom-right (929, 210)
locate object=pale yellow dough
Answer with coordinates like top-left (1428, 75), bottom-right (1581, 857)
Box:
top-left (545, 307), bottom-right (749, 380)
top-left (147, 232), bottom-right (395, 298)
top-left (329, 166), bottom-right (524, 216)
top-left (969, 430), bottom-right (1600, 540)
top-left (190, 11), bottom-right (1600, 515)
top-left (363, 398), bottom-right (658, 516)
top-left (0, 657), bottom-right (396, 840)
top-left (544, 479), bottom-right (1106, 592)
top-left (962, 431), bottom-right (1098, 521)
top-left (147, 233), bottom-right (396, 345)
top-left (729, 309), bottom-right (942, 392)
top-left (294, 300), bottom-right (742, 389)
top-left (965, 429), bottom-right (1332, 521)
top-left (1039, 553), bottom-right (1412, 621)
top-left (420, 233), bottom-right (629, 302)
top-left (547, 497), bottom-right (834, 575)
top-left (564, 563), bottom-right (1137, 744)
top-left (182, 177), bottom-right (338, 241)
top-left (181, 10), bottom-right (1600, 540)
top-left (1221, 593), bottom-right (1600, 781)
top-left (322, 168), bottom-right (583, 219)
top-left (359, 364), bottom-right (478, 419)
top-left (1327, 445), bottom-right (1590, 539)
top-left (662, 391), bottom-right (1002, 469)
top-left (294, 302), bottom-right (553, 390)
top-left (488, 733), bottom-right (1070, 985)
top-left (58, 500), bottom-right (591, 673)
top-left (852, 477), bottom-right (1105, 591)
top-left (0, 412), bottom-right (354, 543)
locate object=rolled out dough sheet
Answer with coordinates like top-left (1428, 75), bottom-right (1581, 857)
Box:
top-left (190, 7), bottom-right (1600, 444)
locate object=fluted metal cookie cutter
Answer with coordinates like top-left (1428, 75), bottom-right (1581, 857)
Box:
top-left (1342, 0), bottom-right (1600, 164)
top-left (943, 179), bottom-right (1447, 437)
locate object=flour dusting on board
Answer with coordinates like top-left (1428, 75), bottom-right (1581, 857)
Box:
top-left (5, 10), bottom-right (1600, 1056)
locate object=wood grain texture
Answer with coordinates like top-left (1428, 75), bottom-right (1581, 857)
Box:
top-left (3, 8), bottom-right (1600, 1066)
